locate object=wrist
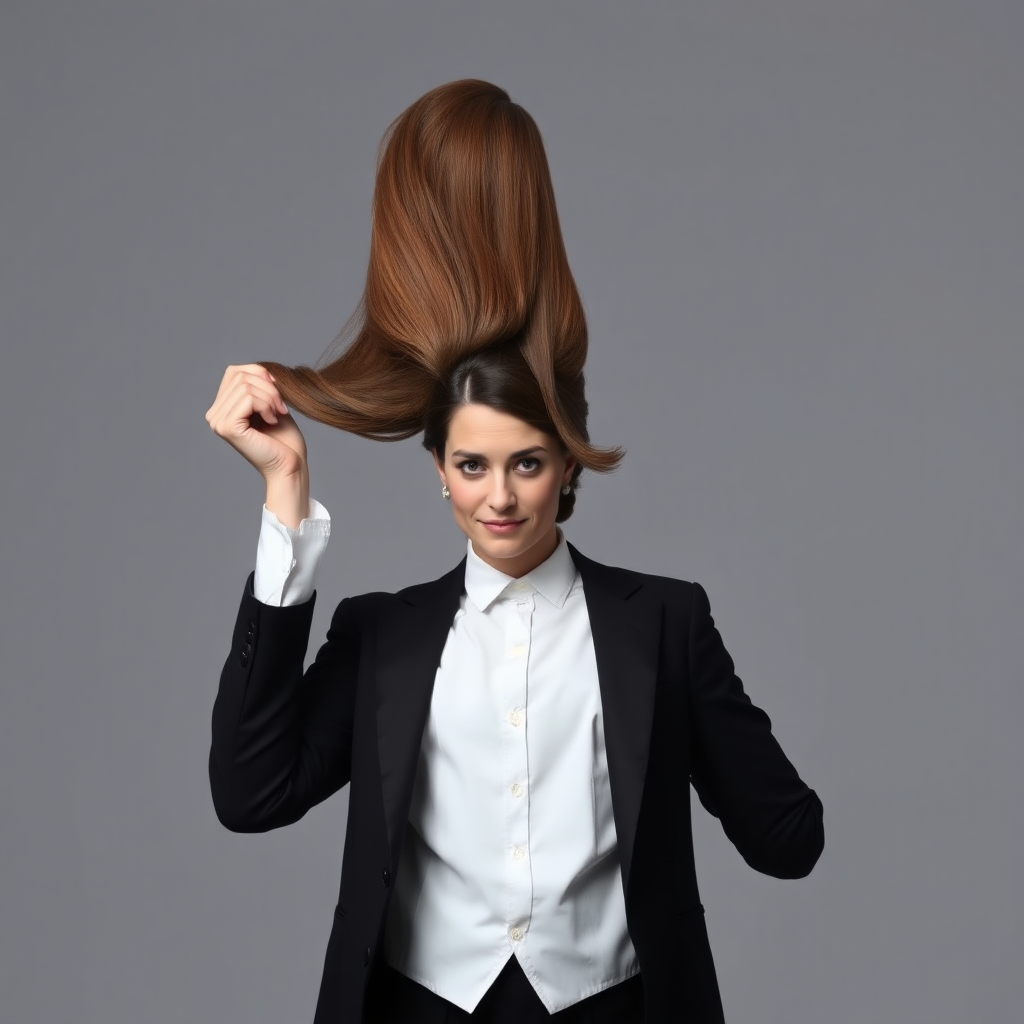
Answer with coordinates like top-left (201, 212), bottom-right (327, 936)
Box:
top-left (265, 470), bottom-right (310, 530)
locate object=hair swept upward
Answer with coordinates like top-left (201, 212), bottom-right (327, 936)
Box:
top-left (261, 78), bottom-right (624, 474)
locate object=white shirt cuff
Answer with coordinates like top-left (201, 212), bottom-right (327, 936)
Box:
top-left (253, 497), bottom-right (331, 606)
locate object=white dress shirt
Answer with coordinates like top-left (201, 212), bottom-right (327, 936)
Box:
top-left (252, 502), bottom-right (638, 1013)
top-left (253, 498), bottom-right (332, 606)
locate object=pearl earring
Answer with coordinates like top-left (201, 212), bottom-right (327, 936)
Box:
top-left (441, 484), bottom-right (451, 500)
top-left (561, 483), bottom-right (571, 495)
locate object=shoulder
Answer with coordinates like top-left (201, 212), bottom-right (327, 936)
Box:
top-left (567, 541), bottom-right (702, 601)
top-left (331, 555), bottom-right (467, 618)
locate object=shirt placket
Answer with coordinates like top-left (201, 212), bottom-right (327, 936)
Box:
top-left (500, 581), bottom-right (534, 948)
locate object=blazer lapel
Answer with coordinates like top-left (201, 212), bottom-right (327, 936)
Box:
top-left (567, 542), bottom-right (662, 894)
top-left (375, 557), bottom-right (467, 857)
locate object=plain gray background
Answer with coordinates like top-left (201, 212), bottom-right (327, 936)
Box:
top-left (1, 2), bottom-right (1020, 1021)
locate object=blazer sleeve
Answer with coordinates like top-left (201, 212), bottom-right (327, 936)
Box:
top-left (687, 581), bottom-right (824, 878)
top-left (209, 572), bottom-right (361, 833)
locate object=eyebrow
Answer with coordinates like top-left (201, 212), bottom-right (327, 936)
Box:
top-left (451, 446), bottom-right (548, 461)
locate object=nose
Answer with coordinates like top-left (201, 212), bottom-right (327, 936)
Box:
top-left (488, 470), bottom-right (516, 512)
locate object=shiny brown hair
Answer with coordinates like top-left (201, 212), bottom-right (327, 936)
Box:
top-left (261, 78), bottom-right (624, 496)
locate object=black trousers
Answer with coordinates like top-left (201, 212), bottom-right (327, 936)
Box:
top-left (365, 955), bottom-right (645, 1023)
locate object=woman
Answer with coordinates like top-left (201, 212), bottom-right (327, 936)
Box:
top-left (206, 80), bottom-right (823, 1024)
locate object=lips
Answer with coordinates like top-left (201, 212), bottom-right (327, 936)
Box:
top-left (483, 520), bottom-right (525, 525)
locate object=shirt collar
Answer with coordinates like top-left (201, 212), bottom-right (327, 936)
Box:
top-left (464, 527), bottom-right (577, 612)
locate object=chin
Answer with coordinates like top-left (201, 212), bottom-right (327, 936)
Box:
top-left (476, 522), bottom-right (546, 552)
top-left (475, 528), bottom-right (533, 550)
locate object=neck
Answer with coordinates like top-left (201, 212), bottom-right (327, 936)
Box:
top-left (472, 526), bottom-right (560, 578)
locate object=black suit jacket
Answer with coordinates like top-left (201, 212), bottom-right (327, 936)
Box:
top-left (210, 541), bottom-right (824, 1023)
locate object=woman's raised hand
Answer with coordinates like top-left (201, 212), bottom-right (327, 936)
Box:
top-left (205, 364), bottom-right (310, 527)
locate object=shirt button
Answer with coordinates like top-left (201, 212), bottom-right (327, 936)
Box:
top-left (509, 926), bottom-right (524, 942)
top-left (512, 846), bottom-right (525, 861)
top-left (507, 710), bottom-right (522, 727)
top-left (509, 644), bottom-right (527, 658)
top-left (511, 783), bottom-right (523, 798)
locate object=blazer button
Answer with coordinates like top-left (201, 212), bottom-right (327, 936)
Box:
top-left (382, 868), bottom-right (390, 887)
top-left (239, 646), bottom-right (250, 666)
top-left (363, 946), bottom-right (371, 967)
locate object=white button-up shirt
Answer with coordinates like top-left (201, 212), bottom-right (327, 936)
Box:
top-left (253, 503), bottom-right (638, 1013)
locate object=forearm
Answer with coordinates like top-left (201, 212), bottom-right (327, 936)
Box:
top-left (209, 574), bottom-right (319, 832)
top-left (687, 581), bottom-right (824, 879)
top-left (254, 498), bottom-right (331, 606)
top-left (209, 571), bottom-right (359, 834)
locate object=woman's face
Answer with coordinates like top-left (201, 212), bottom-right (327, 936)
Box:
top-left (433, 403), bottom-right (576, 578)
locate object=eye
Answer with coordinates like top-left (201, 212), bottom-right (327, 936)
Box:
top-left (454, 457), bottom-right (542, 476)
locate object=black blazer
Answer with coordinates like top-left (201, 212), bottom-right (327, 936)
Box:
top-left (210, 541), bottom-right (824, 1023)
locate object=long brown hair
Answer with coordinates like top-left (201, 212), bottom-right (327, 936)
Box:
top-left (261, 78), bottom-right (624, 484)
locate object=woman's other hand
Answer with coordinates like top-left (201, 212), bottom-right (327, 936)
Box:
top-left (205, 363), bottom-right (310, 528)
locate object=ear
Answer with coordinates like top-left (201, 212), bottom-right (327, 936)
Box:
top-left (563, 455), bottom-right (578, 486)
top-left (431, 447), bottom-right (446, 483)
